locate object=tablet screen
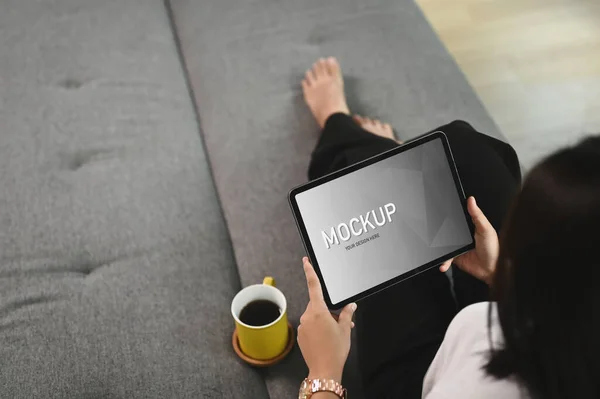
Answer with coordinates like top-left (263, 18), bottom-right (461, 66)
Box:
top-left (294, 136), bottom-right (472, 306)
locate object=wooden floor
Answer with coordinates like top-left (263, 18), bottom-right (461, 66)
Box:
top-left (416, 0), bottom-right (600, 169)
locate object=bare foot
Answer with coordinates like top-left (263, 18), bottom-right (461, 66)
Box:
top-left (302, 57), bottom-right (350, 128)
top-left (353, 115), bottom-right (403, 143)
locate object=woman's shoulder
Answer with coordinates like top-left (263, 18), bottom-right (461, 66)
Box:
top-left (423, 302), bottom-right (527, 399)
top-left (445, 302), bottom-right (501, 346)
top-left (453, 301), bottom-right (494, 322)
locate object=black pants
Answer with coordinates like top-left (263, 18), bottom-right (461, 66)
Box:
top-left (308, 113), bottom-right (521, 398)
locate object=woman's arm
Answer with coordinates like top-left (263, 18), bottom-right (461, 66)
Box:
top-left (297, 257), bottom-right (356, 397)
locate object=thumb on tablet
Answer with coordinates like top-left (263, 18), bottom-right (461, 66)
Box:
top-left (468, 196), bottom-right (494, 237)
top-left (338, 302), bottom-right (357, 332)
top-left (439, 258), bottom-right (453, 272)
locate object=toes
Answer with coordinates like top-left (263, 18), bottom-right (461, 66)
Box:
top-left (324, 57), bottom-right (335, 75)
top-left (308, 57), bottom-right (339, 81)
top-left (305, 69), bottom-right (316, 86)
top-left (327, 57), bottom-right (340, 76)
top-left (311, 62), bottom-right (319, 78)
top-left (302, 78), bottom-right (310, 91)
top-left (313, 59), bottom-right (325, 77)
top-left (353, 115), bottom-right (395, 138)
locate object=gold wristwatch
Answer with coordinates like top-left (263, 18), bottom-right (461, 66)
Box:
top-left (298, 378), bottom-right (347, 398)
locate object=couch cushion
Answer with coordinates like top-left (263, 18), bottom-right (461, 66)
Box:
top-left (169, 0), bottom-right (503, 397)
top-left (0, 0), bottom-right (268, 397)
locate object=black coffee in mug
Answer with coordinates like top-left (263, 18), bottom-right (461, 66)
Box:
top-left (239, 299), bottom-right (281, 327)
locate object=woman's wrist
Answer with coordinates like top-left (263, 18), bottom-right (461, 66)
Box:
top-left (484, 257), bottom-right (498, 285)
top-left (311, 393), bottom-right (340, 398)
top-left (308, 369), bottom-right (343, 384)
top-left (484, 271), bottom-right (494, 285)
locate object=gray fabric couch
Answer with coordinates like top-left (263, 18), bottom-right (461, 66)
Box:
top-left (0, 0), bottom-right (501, 397)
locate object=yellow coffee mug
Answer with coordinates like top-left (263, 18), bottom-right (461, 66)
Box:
top-left (231, 277), bottom-right (289, 360)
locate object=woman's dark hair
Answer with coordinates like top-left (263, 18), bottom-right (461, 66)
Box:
top-left (486, 136), bottom-right (600, 398)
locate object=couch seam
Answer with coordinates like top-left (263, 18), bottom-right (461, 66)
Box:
top-left (160, 2), bottom-right (272, 396)
top-left (161, 0), bottom-right (245, 291)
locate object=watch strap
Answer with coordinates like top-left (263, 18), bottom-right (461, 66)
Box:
top-left (299, 378), bottom-right (347, 398)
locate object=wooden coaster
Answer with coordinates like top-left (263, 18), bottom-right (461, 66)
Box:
top-left (232, 322), bottom-right (295, 367)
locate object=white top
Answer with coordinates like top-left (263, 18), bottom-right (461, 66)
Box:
top-left (422, 302), bottom-right (529, 399)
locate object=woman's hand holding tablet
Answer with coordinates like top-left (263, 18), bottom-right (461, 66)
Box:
top-left (439, 196), bottom-right (499, 285)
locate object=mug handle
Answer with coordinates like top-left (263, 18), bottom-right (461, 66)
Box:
top-left (263, 276), bottom-right (276, 287)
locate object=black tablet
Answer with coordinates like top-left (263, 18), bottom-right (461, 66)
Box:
top-left (289, 131), bottom-right (474, 309)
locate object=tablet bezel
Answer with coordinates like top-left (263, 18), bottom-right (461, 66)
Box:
top-left (289, 130), bottom-right (475, 309)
